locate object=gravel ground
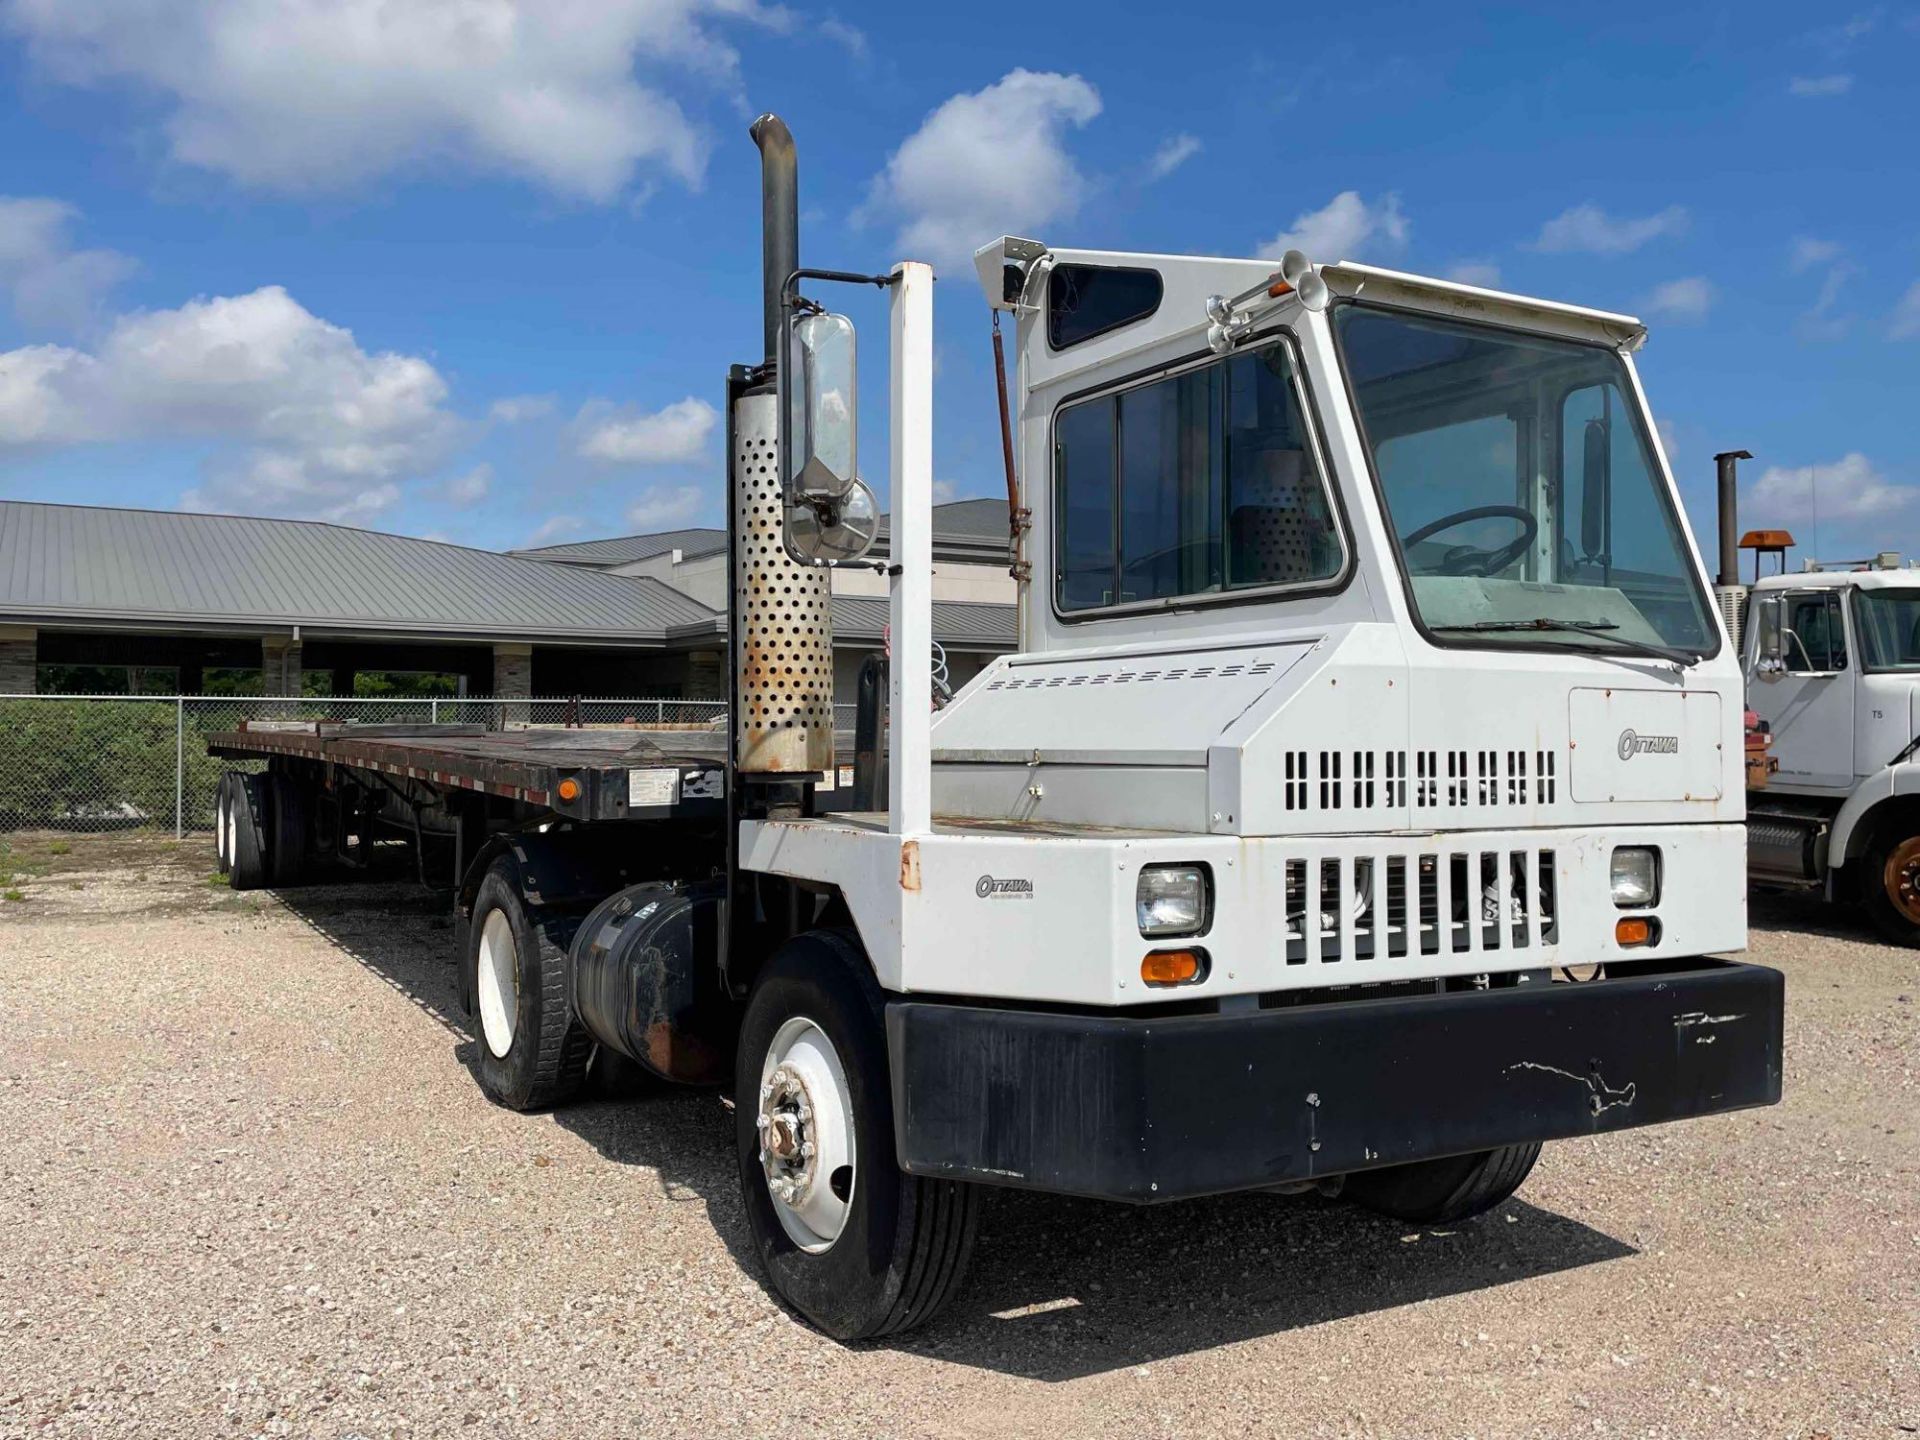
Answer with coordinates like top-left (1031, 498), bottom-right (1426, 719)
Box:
top-left (0, 831), bottom-right (1914, 1439)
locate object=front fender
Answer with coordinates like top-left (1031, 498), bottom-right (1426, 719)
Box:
top-left (1830, 762), bottom-right (1920, 866)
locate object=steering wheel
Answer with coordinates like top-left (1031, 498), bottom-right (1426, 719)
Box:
top-left (1401, 504), bottom-right (1539, 577)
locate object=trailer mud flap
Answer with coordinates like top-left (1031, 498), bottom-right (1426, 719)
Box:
top-left (887, 959), bottom-right (1783, 1203)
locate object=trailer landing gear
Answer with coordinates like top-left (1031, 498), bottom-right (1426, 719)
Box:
top-left (735, 930), bottom-right (979, 1340)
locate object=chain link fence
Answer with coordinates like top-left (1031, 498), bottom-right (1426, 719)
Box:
top-left (0, 694), bottom-right (838, 836)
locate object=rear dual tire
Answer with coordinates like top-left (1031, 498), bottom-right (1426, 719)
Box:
top-left (227, 773), bottom-right (271, 892)
top-left (734, 930), bottom-right (979, 1340)
top-left (465, 859), bottom-right (592, 1112)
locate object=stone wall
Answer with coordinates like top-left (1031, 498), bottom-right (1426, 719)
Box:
top-left (0, 625), bottom-right (37, 693)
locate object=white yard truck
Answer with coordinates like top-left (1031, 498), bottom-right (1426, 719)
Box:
top-left (1739, 546), bottom-right (1920, 942)
top-left (209, 117), bottom-right (1782, 1340)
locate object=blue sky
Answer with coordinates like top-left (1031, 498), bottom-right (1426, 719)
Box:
top-left (0, 1), bottom-right (1915, 566)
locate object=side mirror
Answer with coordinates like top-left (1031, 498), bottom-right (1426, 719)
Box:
top-left (782, 310), bottom-right (878, 564)
top-left (1753, 594), bottom-right (1786, 680)
top-left (787, 311), bottom-right (858, 503)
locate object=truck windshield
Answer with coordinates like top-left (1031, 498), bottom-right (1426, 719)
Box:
top-left (1333, 305), bottom-right (1715, 657)
top-left (1854, 589), bottom-right (1920, 670)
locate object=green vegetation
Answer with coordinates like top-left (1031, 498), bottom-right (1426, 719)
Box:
top-left (2, 889), bottom-right (24, 902)
top-left (46, 841), bottom-right (70, 856)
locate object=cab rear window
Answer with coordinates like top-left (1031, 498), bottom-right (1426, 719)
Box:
top-left (1048, 264), bottom-right (1163, 349)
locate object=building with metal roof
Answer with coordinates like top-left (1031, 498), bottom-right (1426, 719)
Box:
top-left (0, 500), bottom-right (726, 698)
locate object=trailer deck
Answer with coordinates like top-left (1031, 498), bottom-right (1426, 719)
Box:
top-left (207, 722), bottom-right (739, 822)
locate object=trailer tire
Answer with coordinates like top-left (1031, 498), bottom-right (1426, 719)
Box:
top-left (1342, 1142), bottom-right (1541, 1225)
top-left (1858, 825), bottom-right (1920, 947)
top-left (467, 859), bottom-right (591, 1111)
top-left (228, 774), bottom-right (271, 892)
top-left (268, 772), bottom-right (309, 887)
top-left (734, 929), bottom-right (979, 1341)
top-left (214, 772), bottom-right (233, 875)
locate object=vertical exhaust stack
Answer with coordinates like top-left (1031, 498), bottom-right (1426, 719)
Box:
top-left (1713, 449), bottom-right (1752, 650)
top-left (733, 114), bottom-right (834, 777)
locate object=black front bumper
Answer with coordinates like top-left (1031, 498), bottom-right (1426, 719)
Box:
top-left (887, 959), bottom-right (1783, 1203)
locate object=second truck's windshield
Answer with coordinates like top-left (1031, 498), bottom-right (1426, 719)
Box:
top-left (1334, 304), bottom-right (1715, 657)
top-left (1855, 589), bottom-right (1920, 670)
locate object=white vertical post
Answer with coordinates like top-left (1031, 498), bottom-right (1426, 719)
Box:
top-left (888, 260), bottom-right (934, 836)
top-left (175, 698), bottom-right (185, 840)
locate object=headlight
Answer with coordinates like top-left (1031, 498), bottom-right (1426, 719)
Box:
top-left (1609, 847), bottom-right (1659, 908)
top-left (1137, 864), bottom-right (1210, 937)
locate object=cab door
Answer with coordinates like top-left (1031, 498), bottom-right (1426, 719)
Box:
top-left (1760, 590), bottom-right (1856, 791)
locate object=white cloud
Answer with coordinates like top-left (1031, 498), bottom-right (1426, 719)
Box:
top-left (0, 285), bottom-right (454, 522)
top-left (932, 477), bottom-right (959, 503)
top-left (1445, 260), bottom-right (1502, 288)
top-left (1532, 203), bottom-right (1687, 255)
top-left (625, 485), bottom-right (706, 529)
top-left (1750, 453), bottom-right (1912, 522)
top-left (577, 395), bottom-right (718, 464)
top-left (443, 464), bottom-right (492, 506)
top-left (1639, 276), bottom-right (1715, 322)
top-left (1797, 266), bottom-right (1854, 341)
top-left (1788, 74), bottom-right (1854, 97)
top-left (523, 514), bottom-right (584, 548)
top-left (1146, 133), bottom-right (1201, 181)
top-left (488, 393), bottom-right (556, 424)
top-left (818, 16), bottom-right (867, 58)
top-left (1260, 191), bottom-right (1407, 262)
top-left (0, 196), bottom-right (134, 331)
top-left (1889, 281), bottom-right (1920, 340)
top-left (862, 69), bottom-right (1102, 266)
top-left (1789, 236), bottom-right (1842, 272)
top-left (1, 0), bottom-right (785, 202)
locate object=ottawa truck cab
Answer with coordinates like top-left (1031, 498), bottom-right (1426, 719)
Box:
top-left (1742, 557), bottom-right (1920, 941)
top-left (714, 124), bottom-right (1781, 1336)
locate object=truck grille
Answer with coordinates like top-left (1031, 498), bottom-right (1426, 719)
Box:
top-left (1281, 847), bottom-right (1558, 965)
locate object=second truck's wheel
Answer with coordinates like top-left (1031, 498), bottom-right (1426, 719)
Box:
top-left (466, 858), bottom-right (592, 1111)
top-left (1858, 827), bottom-right (1920, 947)
top-left (214, 772), bottom-right (233, 875)
top-left (1342, 1142), bottom-right (1541, 1225)
top-left (734, 929), bottom-right (979, 1341)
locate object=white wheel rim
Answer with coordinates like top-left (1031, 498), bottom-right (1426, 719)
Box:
top-left (218, 787), bottom-right (234, 865)
top-left (476, 909), bottom-right (519, 1059)
top-left (757, 1015), bottom-right (857, 1253)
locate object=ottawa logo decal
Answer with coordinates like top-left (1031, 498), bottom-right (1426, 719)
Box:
top-left (1617, 728), bottom-right (1680, 761)
top-left (975, 874), bottom-right (1034, 900)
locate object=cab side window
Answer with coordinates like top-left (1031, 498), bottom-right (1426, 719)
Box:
top-left (1784, 592), bottom-right (1847, 672)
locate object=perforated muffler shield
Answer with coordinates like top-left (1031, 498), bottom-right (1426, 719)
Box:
top-left (733, 388), bottom-right (834, 773)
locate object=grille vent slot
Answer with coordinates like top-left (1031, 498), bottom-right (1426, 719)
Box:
top-left (1283, 848), bottom-right (1559, 964)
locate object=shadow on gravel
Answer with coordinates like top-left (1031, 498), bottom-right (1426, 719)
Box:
top-left (1748, 885), bottom-right (1872, 943)
top-left (276, 875), bottom-right (1639, 1383)
top-left (901, 1190), bottom-right (1633, 1380)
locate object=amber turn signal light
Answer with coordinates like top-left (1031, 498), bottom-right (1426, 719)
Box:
top-left (556, 777), bottom-right (582, 803)
top-left (1141, 949), bottom-right (1205, 986)
top-left (1614, 917), bottom-right (1653, 947)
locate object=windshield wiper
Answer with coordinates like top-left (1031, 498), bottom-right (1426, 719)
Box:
top-left (1431, 618), bottom-right (1696, 668)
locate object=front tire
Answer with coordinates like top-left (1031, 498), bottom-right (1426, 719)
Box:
top-left (1858, 826), bottom-right (1920, 946)
top-left (465, 859), bottom-right (591, 1111)
top-left (1342, 1142), bottom-right (1541, 1224)
top-left (735, 930), bottom-right (978, 1340)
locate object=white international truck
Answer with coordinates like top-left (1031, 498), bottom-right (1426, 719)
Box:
top-left (1734, 526), bottom-right (1920, 941)
top-left (206, 116), bottom-right (1783, 1340)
